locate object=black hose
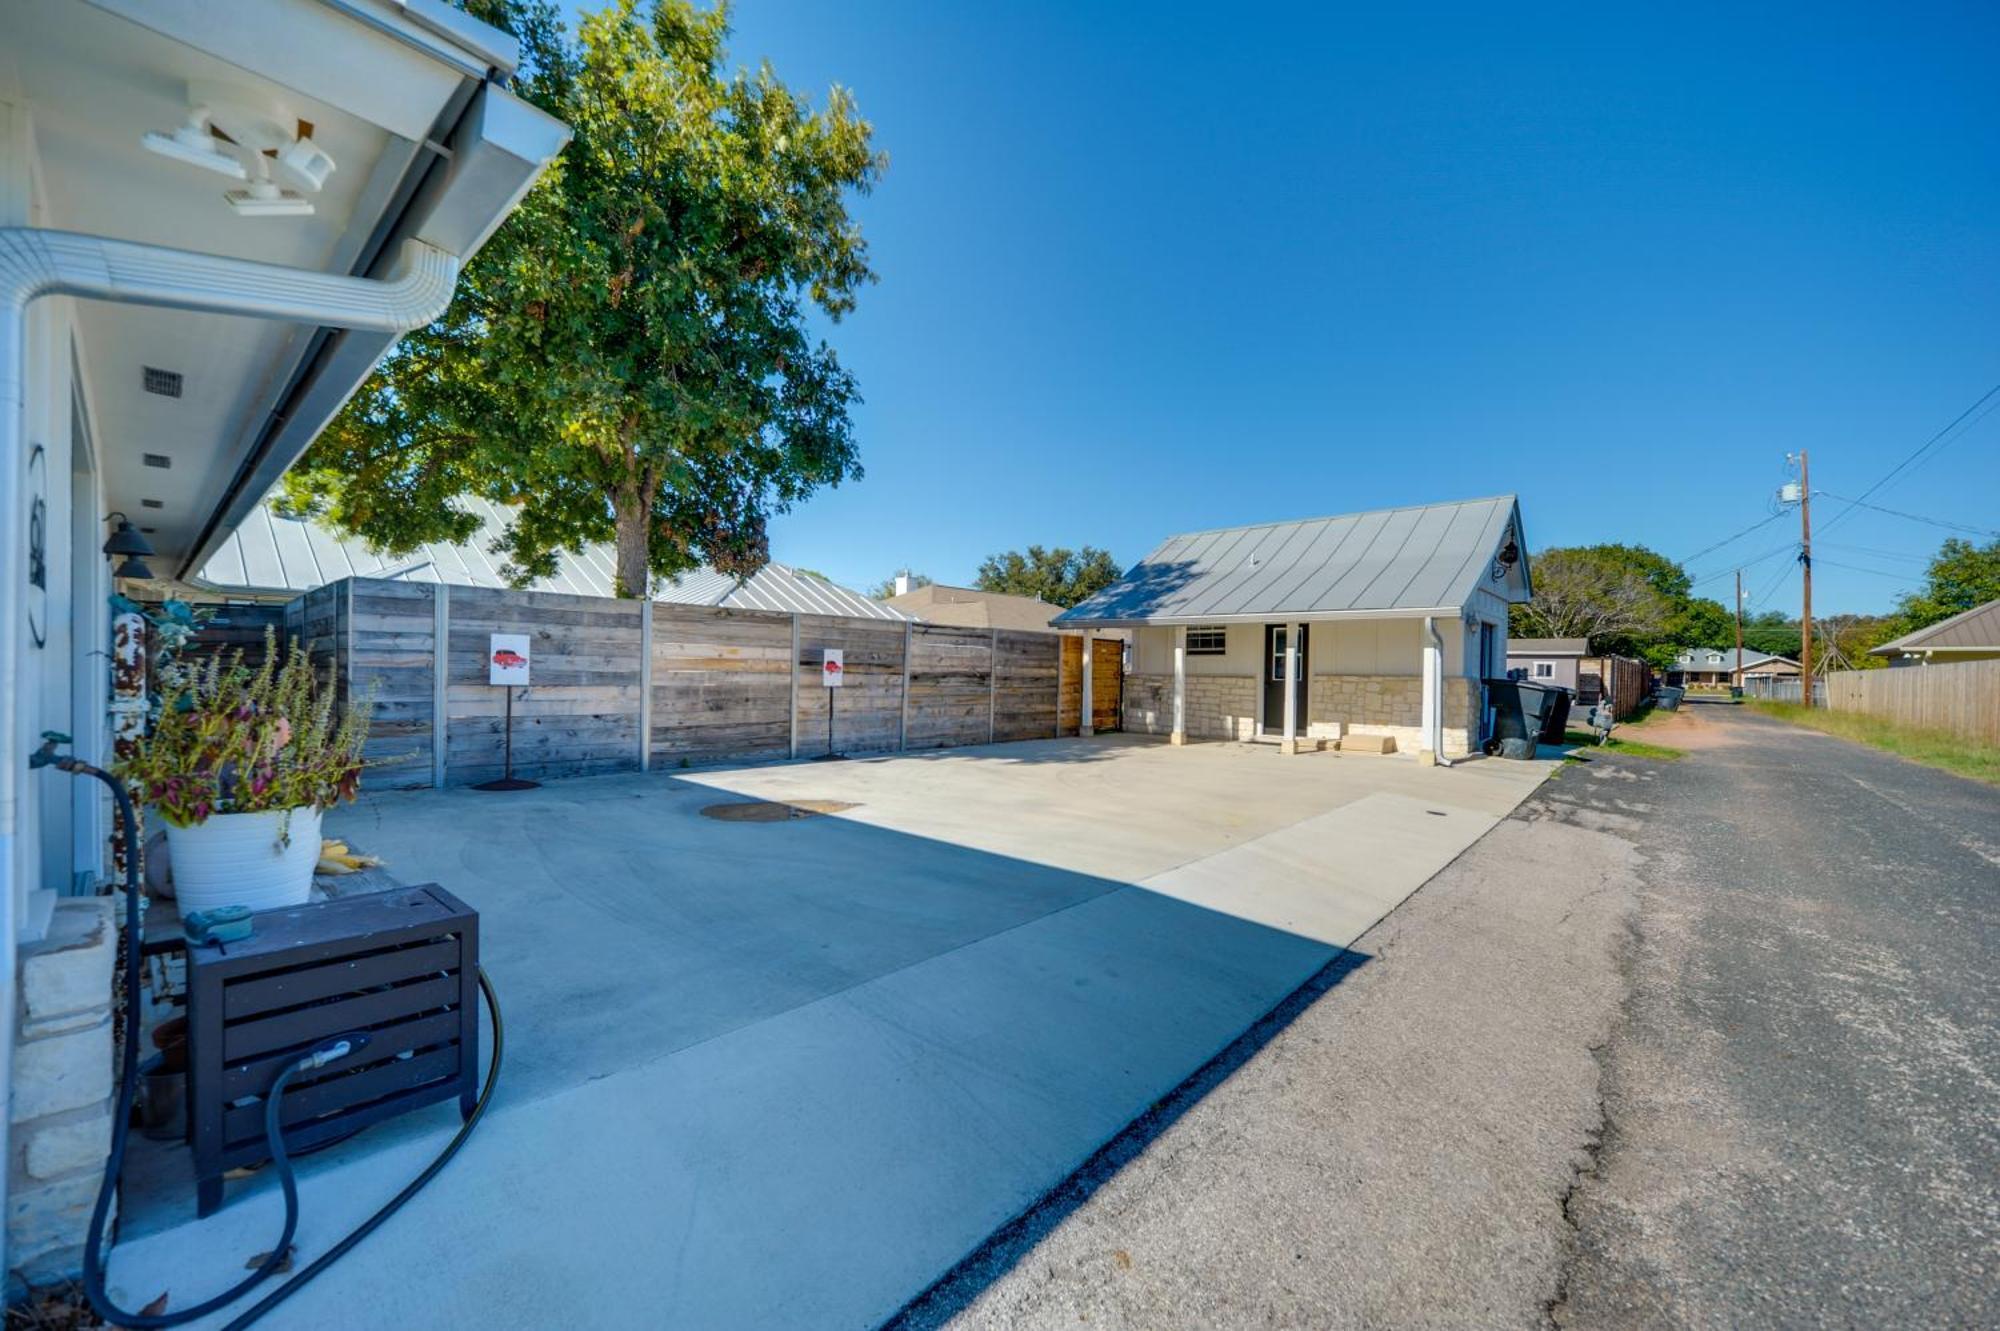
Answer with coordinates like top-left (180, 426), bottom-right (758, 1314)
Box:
top-left (39, 743), bottom-right (503, 1329)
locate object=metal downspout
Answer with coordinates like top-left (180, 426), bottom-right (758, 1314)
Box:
top-left (0, 226), bottom-right (458, 1268)
top-left (1424, 614), bottom-right (1455, 768)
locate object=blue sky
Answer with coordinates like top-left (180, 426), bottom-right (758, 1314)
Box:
top-left (574, 1), bottom-right (1999, 612)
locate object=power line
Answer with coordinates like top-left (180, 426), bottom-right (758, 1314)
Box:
top-left (1678, 510), bottom-right (1786, 567)
top-left (1813, 491), bottom-right (1997, 537)
top-left (1689, 540), bottom-right (1795, 588)
top-left (1819, 379), bottom-right (2000, 536)
top-left (1816, 541), bottom-right (1931, 564)
top-left (1814, 557), bottom-right (1919, 581)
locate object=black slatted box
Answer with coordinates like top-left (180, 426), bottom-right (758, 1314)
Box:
top-left (184, 884), bottom-right (478, 1216)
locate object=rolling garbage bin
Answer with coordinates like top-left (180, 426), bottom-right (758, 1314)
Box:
top-left (1538, 686), bottom-right (1574, 745)
top-left (1483, 679), bottom-right (1568, 759)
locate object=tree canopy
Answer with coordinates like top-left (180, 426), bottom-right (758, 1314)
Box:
top-left (973, 545), bottom-right (1121, 609)
top-left (281, 0), bottom-right (884, 596)
top-left (1893, 537), bottom-right (2000, 629)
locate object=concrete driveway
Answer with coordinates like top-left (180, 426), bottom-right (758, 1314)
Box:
top-left (108, 736), bottom-right (1553, 1329)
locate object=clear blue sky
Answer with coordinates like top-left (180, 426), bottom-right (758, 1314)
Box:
top-left (573, 1), bottom-right (2000, 613)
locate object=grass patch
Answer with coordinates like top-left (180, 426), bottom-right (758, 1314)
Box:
top-left (1744, 701), bottom-right (2000, 786)
top-left (1561, 729), bottom-right (1686, 761)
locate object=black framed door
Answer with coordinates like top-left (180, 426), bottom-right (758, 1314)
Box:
top-left (1478, 621), bottom-right (1498, 742)
top-left (1263, 624), bottom-right (1308, 733)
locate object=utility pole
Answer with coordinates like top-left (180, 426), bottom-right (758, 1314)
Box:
top-left (1734, 569), bottom-right (1744, 691)
top-left (1797, 450), bottom-right (1813, 699)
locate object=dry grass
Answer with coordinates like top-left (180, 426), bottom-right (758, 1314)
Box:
top-left (1746, 701), bottom-right (2000, 786)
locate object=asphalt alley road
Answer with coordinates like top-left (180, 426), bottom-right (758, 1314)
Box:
top-left (1551, 704), bottom-right (1997, 1328)
top-left (907, 705), bottom-right (1996, 1329)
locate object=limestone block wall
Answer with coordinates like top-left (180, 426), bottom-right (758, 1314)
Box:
top-left (9, 897), bottom-right (117, 1291)
top-left (1309, 673), bottom-right (1480, 757)
top-left (1123, 673), bottom-right (1256, 740)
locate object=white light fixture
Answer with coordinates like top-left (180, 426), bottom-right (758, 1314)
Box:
top-left (225, 152), bottom-right (313, 217)
top-left (141, 108), bottom-right (247, 180)
top-left (272, 135), bottom-right (336, 193)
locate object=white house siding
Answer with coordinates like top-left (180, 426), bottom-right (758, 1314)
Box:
top-left (3, 99), bottom-right (118, 1288)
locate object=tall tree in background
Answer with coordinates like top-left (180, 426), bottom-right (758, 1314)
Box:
top-left (1741, 610), bottom-right (1802, 659)
top-left (974, 546), bottom-right (1122, 608)
top-left (282, 0), bottom-right (884, 596)
top-left (1508, 547), bottom-right (1671, 656)
top-left (1894, 537), bottom-right (2000, 629)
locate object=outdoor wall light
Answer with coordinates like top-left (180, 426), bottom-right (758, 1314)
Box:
top-left (1491, 539), bottom-right (1520, 581)
top-left (103, 512), bottom-right (156, 581)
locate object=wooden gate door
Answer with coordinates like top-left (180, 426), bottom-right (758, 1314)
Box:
top-left (1090, 636), bottom-right (1123, 733)
top-left (1058, 636), bottom-right (1083, 736)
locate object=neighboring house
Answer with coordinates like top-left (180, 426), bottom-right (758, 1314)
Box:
top-left (1, 0), bottom-right (568, 1284)
top-left (199, 497), bottom-right (900, 619)
top-left (885, 582), bottom-right (1066, 633)
top-left (1053, 495), bottom-right (1532, 760)
top-left (1868, 598), bottom-right (2000, 666)
top-left (1507, 637), bottom-right (1589, 690)
top-left (1668, 648), bottom-right (1801, 687)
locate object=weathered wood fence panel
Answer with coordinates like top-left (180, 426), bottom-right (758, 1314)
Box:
top-left (650, 604), bottom-right (794, 766)
top-left (1824, 660), bottom-right (2000, 746)
top-left (994, 630), bottom-right (1061, 743)
top-left (796, 614), bottom-right (907, 757)
top-left (443, 586), bottom-right (643, 786)
top-left (906, 624), bottom-right (993, 749)
top-left (301, 579), bottom-right (1117, 786)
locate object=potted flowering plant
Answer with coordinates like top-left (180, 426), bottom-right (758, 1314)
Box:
top-left (118, 631), bottom-right (369, 914)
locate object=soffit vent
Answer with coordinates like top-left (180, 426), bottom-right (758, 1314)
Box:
top-left (140, 499), bottom-right (163, 509)
top-left (143, 453), bottom-right (172, 469)
top-left (142, 367), bottom-right (184, 398)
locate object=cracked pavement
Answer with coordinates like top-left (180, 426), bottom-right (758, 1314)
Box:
top-left (902, 703), bottom-right (1996, 1328)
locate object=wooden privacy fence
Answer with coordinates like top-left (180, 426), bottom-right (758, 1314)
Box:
top-left (1823, 660), bottom-right (2000, 746)
top-left (290, 577), bottom-right (1116, 788)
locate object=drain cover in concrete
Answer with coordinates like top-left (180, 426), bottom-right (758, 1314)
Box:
top-left (700, 799), bottom-right (857, 822)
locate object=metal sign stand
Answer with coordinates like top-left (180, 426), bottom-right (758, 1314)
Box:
top-left (473, 685), bottom-right (540, 791)
top-left (812, 682), bottom-right (845, 762)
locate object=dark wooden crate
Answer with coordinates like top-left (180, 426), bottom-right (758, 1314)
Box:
top-left (184, 884), bottom-right (478, 1216)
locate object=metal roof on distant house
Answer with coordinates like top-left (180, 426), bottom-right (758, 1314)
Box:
top-left (196, 496), bottom-right (901, 619)
top-left (1052, 495), bottom-right (1528, 627)
top-left (885, 584), bottom-right (1065, 633)
top-left (1674, 648), bottom-right (1798, 672)
top-left (1868, 598), bottom-right (2000, 657)
top-left (1509, 637), bottom-right (1590, 656)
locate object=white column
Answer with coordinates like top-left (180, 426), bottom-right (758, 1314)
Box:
top-left (1281, 622), bottom-right (1300, 755)
top-left (1171, 625), bottom-right (1188, 745)
top-left (1080, 630), bottom-right (1095, 737)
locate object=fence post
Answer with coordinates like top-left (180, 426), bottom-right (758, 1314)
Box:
top-left (899, 619), bottom-right (913, 752)
top-left (638, 600), bottom-right (653, 772)
top-left (788, 613), bottom-right (800, 760)
top-left (988, 629), bottom-right (998, 744)
top-left (431, 583), bottom-right (449, 789)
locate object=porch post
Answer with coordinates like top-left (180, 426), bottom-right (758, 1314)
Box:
top-left (1171, 625), bottom-right (1187, 745)
top-left (1280, 622), bottom-right (1300, 755)
top-left (1080, 630), bottom-right (1095, 737)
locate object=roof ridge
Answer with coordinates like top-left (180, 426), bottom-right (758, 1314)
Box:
top-left (1159, 493), bottom-right (1517, 542)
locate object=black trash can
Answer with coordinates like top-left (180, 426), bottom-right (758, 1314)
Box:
top-left (1538, 686), bottom-right (1574, 745)
top-left (1484, 679), bottom-right (1569, 759)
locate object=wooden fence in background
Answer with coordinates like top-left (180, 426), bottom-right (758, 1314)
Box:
top-left (1823, 660), bottom-right (2000, 746)
top-left (295, 577), bottom-right (1112, 787)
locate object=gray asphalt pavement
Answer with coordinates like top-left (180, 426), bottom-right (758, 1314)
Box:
top-left (901, 705), bottom-right (1997, 1329)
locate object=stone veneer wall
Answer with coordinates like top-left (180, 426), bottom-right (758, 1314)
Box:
top-left (9, 897), bottom-right (117, 1290)
top-left (1123, 673), bottom-right (1256, 741)
top-left (1127, 672), bottom-right (1481, 756)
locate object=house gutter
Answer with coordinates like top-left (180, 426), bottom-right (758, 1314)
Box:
top-left (0, 230), bottom-right (457, 1224)
top-left (1424, 614), bottom-right (1455, 768)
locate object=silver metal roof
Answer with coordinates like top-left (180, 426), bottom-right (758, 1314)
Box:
top-left (196, 496), bottom-right (902, 619)
top-left (1054, 495), bottom-right (1529, 627)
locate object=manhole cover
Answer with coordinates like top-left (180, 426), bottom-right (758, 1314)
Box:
top-left (700, 799), bottom-right (857, 822)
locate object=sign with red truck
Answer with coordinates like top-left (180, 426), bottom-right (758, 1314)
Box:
top-left (489, 633), bottom-right (531, 687)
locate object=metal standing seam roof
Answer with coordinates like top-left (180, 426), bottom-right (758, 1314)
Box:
top-left (1053, 495), bottom-right (1528, 627)
top-left (195, 496), bottom-right (904, 619)
top-left (1868, 598), bottom-right (2000, 656)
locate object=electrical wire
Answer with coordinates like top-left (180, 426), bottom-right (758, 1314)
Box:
top-left (1688, 541), bottom-right (1796, 588)
top-left (1819, 380), bottom-right (2000, 535)
top-left (1813, 557), bottom-right (1920, 581)
top-left (1678, 510), bottom-right (1787, 567)
top-left (1813, 491), bottom-right (1997, 537)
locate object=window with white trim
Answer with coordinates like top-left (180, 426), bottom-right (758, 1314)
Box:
top-left (1533, 661), bottom-right (1555, 679)
top-left (1185, 626), bottom-right (1227, 655)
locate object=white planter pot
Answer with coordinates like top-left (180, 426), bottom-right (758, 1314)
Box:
top-left (166, 807), bottom-right (322, 916)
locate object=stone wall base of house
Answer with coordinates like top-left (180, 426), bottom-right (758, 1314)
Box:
top-left (9, 897), bottom-right (118, 1294)
top-left (1129, 672), bottom-right (1478, 757)
top-left (1123, 674), bottom-right (1256, 741)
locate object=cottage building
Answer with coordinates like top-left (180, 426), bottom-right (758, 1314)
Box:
top-left (1868, 598), bottom-right (2000, 666)
top-left (1053, 496), bottom-right (1531, 760)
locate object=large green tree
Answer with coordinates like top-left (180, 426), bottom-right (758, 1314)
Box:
top-left (1893, 537), bottom-right (2000, 630)
top-left (282, 0), bottom-right (884, 596)
top-left (974, 545), bottom-right (1122, 609)
top-left (1741, 610), bottom-right (1802, 659)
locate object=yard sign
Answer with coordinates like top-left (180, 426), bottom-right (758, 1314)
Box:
top-left (821, 648), bottom-right (844, 687)
top-left (489, 633), bottom-right (531, 687)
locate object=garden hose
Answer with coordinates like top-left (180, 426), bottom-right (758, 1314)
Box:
top-left (30, 736), bottom-right (504, 1330)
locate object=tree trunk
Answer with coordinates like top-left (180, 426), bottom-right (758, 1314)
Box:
top-left (613, 500), bottom-right (650, 599)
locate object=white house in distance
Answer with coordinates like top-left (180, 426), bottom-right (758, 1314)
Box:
top-left (1054, 496), bottom-right (1531, 760)
top-left (2, 0), bottom-right (566, 1283)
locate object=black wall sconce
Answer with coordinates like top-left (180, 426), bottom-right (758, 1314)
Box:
top-left (103, 512), bottom-right (156, 581)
